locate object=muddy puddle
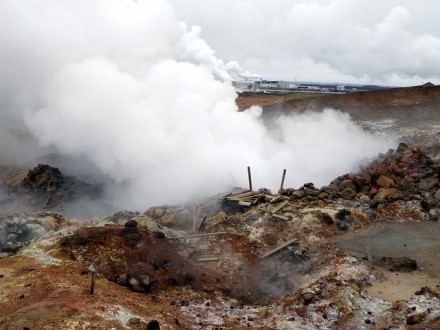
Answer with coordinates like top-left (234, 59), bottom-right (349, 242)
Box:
top-left (332, 221), bottom-right (440, 301)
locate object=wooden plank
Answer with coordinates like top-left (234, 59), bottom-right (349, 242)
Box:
top-left (269, 195), bottom-right (283, 203)
top-left (198, 257), bottom-right (219, 262)
top-left (228, 191), bottom-right (259, 199)
top-left (167, 232), bottom-right (227, 240)
top-left (272, 214), bottom-right (290, 221)
top-left (218, 189), bottom-right (247, 200)
top-left (259, 238), bottom-right (298, 260)
top-left (271, 201), bottom-right (289, 214)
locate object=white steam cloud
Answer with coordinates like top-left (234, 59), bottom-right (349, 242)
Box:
top-left (1, 0), bottom-right (392, 209)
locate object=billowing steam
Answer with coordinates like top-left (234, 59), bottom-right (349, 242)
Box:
top-left (0, 0), bottom-right (392, 209)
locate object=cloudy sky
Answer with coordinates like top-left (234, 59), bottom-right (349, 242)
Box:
top-left (169, 0), bottom-right (440, 86)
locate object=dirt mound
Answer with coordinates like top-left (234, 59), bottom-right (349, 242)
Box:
top-left (59, 221), bottom-right (274, 303)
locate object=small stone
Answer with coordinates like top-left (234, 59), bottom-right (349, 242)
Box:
top-left (435, 189), bottom-right (440, 202)
top-left (320, 213), bottom-right (334, 225)
top-left (365, 319), bottom-right (371, 324)
top-left (359, 195), bottom-right (371, 203)
top-left (129, 317), bottom-right (140, 324)
top-left (420, 200), bottom-right (431, 212)
top-left (369, 199), bottom-right (380, 209)
top-left (301, 288), bottom-right (316, 303)
top-left (335, 209), bottom-right (347, 220)
top-left (406, 313), bottom-right (426, 325)
top-left (124, 220), bottom-right (138, 228)
top-left (146, 320), bottom-right (160, 330)
top-left (19, 294), bottom-right (24, 299)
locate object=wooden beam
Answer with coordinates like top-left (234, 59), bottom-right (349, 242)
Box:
top-left (271, 214), bottom-right (290, 221)
top-left (247, 166), bottom-right (253, 191)
top-left (271, 201), bottom-right (289, 214)
top-left (278, 169), bottom-right (287, 194)
top-left (167, 232), bottom-right (227, 240)
top-left (269, 195), bottom-right (283, 204)
top-left (238, 201), bottom-right (252, 207)
top-left (259, 238), bottom-right (298, 260)
top-left (198, 257), bottom-right (219, 262)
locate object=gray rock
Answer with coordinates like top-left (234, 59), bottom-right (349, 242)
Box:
top-left (7, 234), bottom-right (17, 242)
top-left (435, 189), bottom-right (440, 201)
top-left (301, 288), bottom-right (316, 303)
top-left (419, 175), bottom-right (438, 191)
top-left (341, 188), bottom-right (356, 200)
top-left (2, 241), bottom-right (24, 253)
top-left (22, 224), bottom-right (47, 241)
top-left (128, 277), bottom-right (144, 292)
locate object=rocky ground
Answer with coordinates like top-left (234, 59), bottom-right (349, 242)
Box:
top-left (0, 86), bottom-right (439, 329)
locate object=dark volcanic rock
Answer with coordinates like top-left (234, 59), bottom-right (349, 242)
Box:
top-left (21, 164), bottom-right (64, 192)
top-left (2, 164), bottom-right (103, 211)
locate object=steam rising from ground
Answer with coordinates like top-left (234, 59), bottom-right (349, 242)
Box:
top-left (0, 0), bottom-right (392, 209)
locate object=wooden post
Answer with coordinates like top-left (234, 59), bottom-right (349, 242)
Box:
top-left (90, 271), bottom-right (96, 294)
top-left (247, 166), bottom-right (253, 191)
top-left (278, 169), bottom-right (286, 194)
top-left (367, 246), bottom-right (372, 263)
top-left (192, 204), bottom-right (199, 233)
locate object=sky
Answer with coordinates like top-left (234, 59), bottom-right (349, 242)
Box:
top-left (169, 0), bottom-right (440, 86)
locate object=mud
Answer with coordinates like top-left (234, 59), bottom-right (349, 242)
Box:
top-left (333, 222), bottom-right (440, 277)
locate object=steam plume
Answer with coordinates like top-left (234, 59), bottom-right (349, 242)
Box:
top-left (0, 0), bottom-right (392, 209)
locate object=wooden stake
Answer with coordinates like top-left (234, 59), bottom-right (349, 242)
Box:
top-left (167, 232), bottom-right (227, 240)
top-left (259, 238), bottom-right (298, 260)
top-left (90, 271), bottom-right (96, 295)
top-left (367, 246), bottom-right (372, 262)
top-left (192, 204), bottom-right (199, 232)
top-left (278, 169), bottom-right (287, 194)
top-left (247, 166), bottom-right (253, 191)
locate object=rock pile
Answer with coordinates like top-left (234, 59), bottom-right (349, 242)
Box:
top-left (0, 212), bottom-right (77, 255)
top-left (284, 143), bottom-right (440, 211)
